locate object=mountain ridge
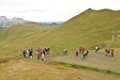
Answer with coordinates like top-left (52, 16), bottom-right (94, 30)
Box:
top-left (0, 16), bottom-right (27, 29)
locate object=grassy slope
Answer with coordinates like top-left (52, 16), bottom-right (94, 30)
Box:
top-left (0, 23), bottom-right (57, 56)
top-left (57, 9), bottom-right (120, 49)
top-left (0, 9), bottom-right (120, 56)
top-left (0, 59), bottom-right (119, 80)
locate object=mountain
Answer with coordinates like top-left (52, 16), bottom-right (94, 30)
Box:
top-left (0, 16), bottom-right (27, 29)
top-left (56, 8), bottom-right (120, 48)
top-left (39, 21), bottom-right (64, 25)
top-left (0, 9), bottom-right (120, 55)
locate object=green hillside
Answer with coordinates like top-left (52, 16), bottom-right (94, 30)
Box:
top-left (0, 23), bottom-right (57, 56)
top-left (57, 8), bottom-right (120, 48)
top-left (0, 9), bottom-right (120, 56)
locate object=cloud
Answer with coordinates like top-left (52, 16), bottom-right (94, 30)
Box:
top-left (2, 9), bottom-right (47, 14)
top-left (0, 0), bottom-right (120, 22)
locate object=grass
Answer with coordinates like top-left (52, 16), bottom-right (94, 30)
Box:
top-left (49, 61), bottom-right (120, 77)
top-left (0, 59), bottom-right (119, 80)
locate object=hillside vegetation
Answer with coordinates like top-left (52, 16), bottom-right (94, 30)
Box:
top-left (58, 8), bottom-right (120, 48)
top-left (0, 9), bottom-right (120, 56)
top-left (0, 59), bottom-right (119, 80)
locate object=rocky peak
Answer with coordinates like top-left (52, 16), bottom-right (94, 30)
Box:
top-left (0, 16), bottom-right (27, 28)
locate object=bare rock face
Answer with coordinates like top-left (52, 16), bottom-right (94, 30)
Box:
top-left (0, 16), bottom-right (27, 29)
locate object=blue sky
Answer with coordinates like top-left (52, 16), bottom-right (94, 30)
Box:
top-left (0, 0), bottom-right (120, 22)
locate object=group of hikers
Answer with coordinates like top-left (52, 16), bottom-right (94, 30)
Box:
top-left (64, 46), bottom-right (115, 60)
top-left (95, 46), bottom-right (115, 57)
top-left (22, 48), bottom-right (33, 59)
top-left (64, 47), bottom-right (89, 60)
top-left (22, 47), bottom-right (50, 61)
top-left (105, 48), bottom-right (115, 57)
top-left (22, 46), bottom-right (115, 61)
top-left (36, 47), bottom-right (50, 61)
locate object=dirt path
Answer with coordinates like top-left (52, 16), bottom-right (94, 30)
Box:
top-left (0, 53), bottom-right (119, 80)
top-left (50, 50), bottom-right (120, 73)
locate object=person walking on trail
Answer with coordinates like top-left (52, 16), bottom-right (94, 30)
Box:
top-left (47, 47), bottom-right (50, 54)
top-left (29, 48), bottom-right (33, 59)
top-left (75, 49), bottom-right (79, 56)
top-left (26, 49), bottom-right (29, 58)
top-left (44, 48), bottom-right (47, 56)
top-left (105, 49), bottom-right (110, 56)
top-left (95, 46), bottom-right (100, 53)
top-left (64, 48), bottom-right (67, 55)
top-left (111, 48), bottom-right (115, 57)
top-left (95, 46), bottom-right (98, 53)
top-left (45, 47), bottom-right (50, 54)
top-left (41, 49), bottom-right (45, 61)
top-left (105, 49), bottom-right (108, 56)
top-left (36, 48), bottom-right (41, 60)
top-left (81, 47), bottom-right (85, 54)
top-left (22, 49), bottom-right (26, 58)
top-left (42, 48), bottom-right (46, 56)
top-left (82, 49), bottom-right (89, 60)
top-left (79, 47), bottom-right (82, 53)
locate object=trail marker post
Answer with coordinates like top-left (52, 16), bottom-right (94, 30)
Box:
top-left (112, 31), bottom-right (120, 42)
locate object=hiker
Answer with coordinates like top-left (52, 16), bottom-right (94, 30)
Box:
top-left (41, 49), bottom-right (45, 61)
top-left (82, 49), bottom-right (89, 60)
top-left (75, 49), bottom-right (79, 56)
top-left (95, 46), bottom-right (100, 53)
top-left (43, 48), bottom-right (46, 56)
top-left (29, 48), bottom-right (33, 59)
top-left (25, 49), bottom-right (29, 58)
top-left (81, 47), bottom-right (85, 54)
top-left (105, 49), bottom-right (110, 56)
top-left (64, 48), bottom-right (67, 55)
top-left (105, 49), bottom-right (108, 56)
top-left (36, 48), bottom-right (41, 60)
top-left (110, 48), bottom-right (114, 57)
top-left (95, 46), bottom-right (98, 52)
top-left (47, 47), bottom-right (50, 54)
top-left (79, 47), bottom-right (82, 53)
top-left (22, 49), bottom-right (26, 58)
top-left (45, 48), bottom-right (48, 54)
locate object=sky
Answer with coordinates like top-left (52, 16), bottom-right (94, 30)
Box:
top-left (0, 0), bottom-right (120, 22)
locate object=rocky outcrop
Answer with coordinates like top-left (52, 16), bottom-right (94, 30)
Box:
top-left (0, 16), bottom-right (27, 29)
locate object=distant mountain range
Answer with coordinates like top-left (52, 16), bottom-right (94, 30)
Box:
top-left (0, 16), bottom-right (64, 29)
top-left (32, 21), bottom-right (64, 26)
top-left (0, 16), bottom-right (27, 29)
